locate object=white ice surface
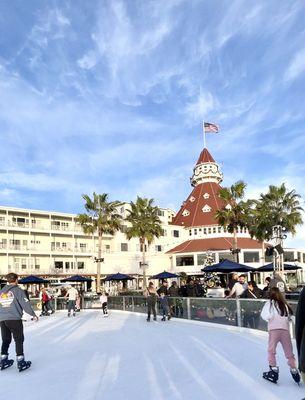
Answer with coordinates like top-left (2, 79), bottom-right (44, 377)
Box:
top-left (2, 310), bottom-right (304, 400)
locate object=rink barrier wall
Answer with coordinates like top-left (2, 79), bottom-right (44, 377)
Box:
top-left (29, 296), bottom-right (298, 337)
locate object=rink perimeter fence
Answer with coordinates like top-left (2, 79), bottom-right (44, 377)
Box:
top-left (30, 296), bottom-right (298, 336)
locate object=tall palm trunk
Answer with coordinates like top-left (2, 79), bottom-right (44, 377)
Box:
top-left (97, 234), bottom-right (102, 293)
top-left (233, 227), bottom-right (238, 262)
top-left (141, 237), bottom-right (147, 293)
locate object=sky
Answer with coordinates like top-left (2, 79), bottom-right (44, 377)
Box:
top-left (0, 0), bottom-right (305, 246)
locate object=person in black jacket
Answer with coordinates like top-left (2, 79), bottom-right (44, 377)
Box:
top-left (240, 281), bottom-right (263, 329)
top-left (295, 287), bottom-right (305, 382)
top-left (186, 279), bottom-right (197, 297)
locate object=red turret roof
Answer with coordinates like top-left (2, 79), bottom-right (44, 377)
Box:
top-left (172, 181), bottom-right (226, 227)
top-left (196, 148), bottom-right (215, 165)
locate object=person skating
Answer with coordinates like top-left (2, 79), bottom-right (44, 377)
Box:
top-left (100, 292), bottom-right (109, 317)
top-left (145, 282), bottom-right (158, 322)
top-left (157, 281), bottom-right (171, 320)
top-left (40, 287), bottom-right (51, 316)
top-left (0, 273), bottom-right (38, 372)
top-left (65, 285), bottom-right (78, 317)
top-left (260, 287), bottom-right (300, 384)
top-left (295, 286), bottom-right (305, 383)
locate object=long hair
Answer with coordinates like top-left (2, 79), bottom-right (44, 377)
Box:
top-left (269, 287), bottom-right (293, 316)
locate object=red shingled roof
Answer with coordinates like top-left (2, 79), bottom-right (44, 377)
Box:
top-left (167, 237), bottom-right (263, 254)
top-left (196, 148), bottom-right (215, 165)
top-left (172, 181), bottom-right (226, 227)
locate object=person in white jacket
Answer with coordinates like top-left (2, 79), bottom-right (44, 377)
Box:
top-left (260, 287), bottom-right (300, 384)
top-left (99, 293), bottom-right (109, 317)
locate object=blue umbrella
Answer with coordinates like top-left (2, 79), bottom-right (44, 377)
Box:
top-left (104, 273), bottom-right (134, 281)
top-left (151, 271), bottom-right (179, 279)
top-left (19, 275), bottom-right (49, 284)
top-left (202, 259), bottom-right (254, 273)
top-left (61, 275), bottom-right (92, 282)
top-left (256, 263), bottom-right (301, 272)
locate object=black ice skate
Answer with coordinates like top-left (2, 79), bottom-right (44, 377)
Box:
top-left (146, 317), bottom-right (150, 322)
top-left (290, 368), bottom-right (301, 385)
top-left (153, 317), bottom-right (157, 321)
top-left (161, 316), bottom-right (166, 321)
top-left (17, 356), bottom-right (31, 372)
top-left (263, 366), bottom-right (279, 384)
top-left (0, 355), bottom-right (14, 370)
top-left (167, 314), bottom-right (171, 320)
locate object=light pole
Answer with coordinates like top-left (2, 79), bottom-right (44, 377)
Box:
top-left (271, 225), bottom-right (287, 275)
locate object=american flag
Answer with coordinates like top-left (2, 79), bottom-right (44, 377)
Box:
top-left (204, 122), bottom-right (219, 133)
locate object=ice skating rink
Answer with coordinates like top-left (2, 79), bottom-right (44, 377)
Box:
top-left (2, 310), bottom-right (304, 400)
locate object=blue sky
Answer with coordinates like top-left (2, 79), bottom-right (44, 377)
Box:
top-left (1, 1), bottom-right (305, 246)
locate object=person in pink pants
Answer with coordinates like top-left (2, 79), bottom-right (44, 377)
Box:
top-left (261, 287), bottom-right (300, 384)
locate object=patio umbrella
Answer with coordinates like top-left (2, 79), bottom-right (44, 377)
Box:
top-left (151, 271), bottom-right (179, 279)
top-left (104, 273), bottom-right (135, 281)
top-left (61, 275), bottom-right (92, 282)
top-left (202, 259), bottom-right (254, 273)
top-left (256, 263), bottom-right (302, 272)
top-left (19, 275), bottom-right (49, 284)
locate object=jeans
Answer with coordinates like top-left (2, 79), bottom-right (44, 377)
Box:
top-left (102, 302), bottom-right (108, 314)
top-left (1, 320), bottom-right (24, 356)
top-left (68, 300), bottom-right (76, 314)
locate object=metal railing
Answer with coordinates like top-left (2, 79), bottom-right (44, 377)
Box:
top-left (28, 295), bottom-right (298, 335)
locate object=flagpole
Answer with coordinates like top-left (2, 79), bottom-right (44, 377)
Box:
top-left (203, 121), bottom-right (206, 148)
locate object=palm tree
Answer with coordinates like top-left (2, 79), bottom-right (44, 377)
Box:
top-left (248, 184), bottom-right (303, 265)
top-left (215, 181), bottom-right (250, 262)
top-left (76, 193), bottom-right (123, 292)
top-left (125, 197), bottom-right (163, 291)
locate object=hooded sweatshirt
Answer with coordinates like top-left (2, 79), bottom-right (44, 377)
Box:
top-left (0, 284), bottom-right (36, 321)
top-left (260, 300), bottom-right (290, 331)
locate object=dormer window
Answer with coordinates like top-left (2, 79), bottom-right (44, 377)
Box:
top-left (202, 205), bottom-right (211, 213)
top-left (203, 193), bottom-right (210, 199)
top-left (189, 196), bottom-right (196, 202)
top-left (182, 209), bottom-right (190, 217)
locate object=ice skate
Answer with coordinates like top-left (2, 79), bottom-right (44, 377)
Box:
top-left (263, 366), bottom-right (279, 384)
top-left (17, 356), bottom-right (31, 372)
top-left (146, 317), bottom-right (150, 322)
top-left (153, 317), bottom-right (157, 321)
top-left (167, 314), bottom-right (171, 320)
top-left (103, 313), bottom-right (109, 317)
top-left (161, 316), bottom-right (166, 321)
top-left (0, 355), bottom-right (14, 370)
top-left (290, 368), bottom-right (301, 385)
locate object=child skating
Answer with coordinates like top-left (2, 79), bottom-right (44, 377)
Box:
top-left (159, 293), bottom-right (171, 321)
top-left (0, 273), bottom-right (38, 372)
top-left (261, 287), bottom-right (300, 385)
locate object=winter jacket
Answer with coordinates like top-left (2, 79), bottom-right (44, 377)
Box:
top-left (157, 285), bottom-right (168, 296)
top-left (0, 284), bottom-right (36, 321)
top-left (240, 287), bottom-right (263, 299)
top-left (186, 284), bottom-right (197, 297)
top-left (168, 286), bottom-right (179, 297)
top-left (260, 300), bottom-right (290, 331)
top-left (100, 295), bottom-right (108, 304)
top-left (295, 287), bottom-right (305, 372)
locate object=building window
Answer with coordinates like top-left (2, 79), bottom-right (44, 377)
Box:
top-left (120, 225), bottom-right (128, 233)
top-left (219, 252), bottom-right (235, 262)
top-left (189, 196), bottom-right (195, 202)
top-left (52, 221), bottom-right (60, 229)
top-left (297, 252), bottom-right (301, 263)
top-left (182, 209), bottom-right (190, 217)
top-left (155, 245), bottom-right (163, 252)
top-left (244, 252), bottom-right (259, 263)
top-left (157, 210), bottom-right (165, 217)
top-left (61, 222), bottom-right (69, 230)
top-left (194, 229), bottom-right (197, 235)
top-left (202, 205), bottom-right (211, 213)
top-left (197, 253), bottom-right (215, 266)
top-left (0, 216), bottom-right (5, 226)
top-left (21, 258), bottom-right (27, 269)
top-left (77, 262), bottom-right (85, 269)
top-left (55, 261), bottom-right (63, 269)
top-left (218, 227), bottom-right (222, 233)
top-left (172, 230), bottom-right (180, 238)
top-left (121, 243), bottom-right (128, 252)
top-left (208, 228), bottom-right (211, 234)
top-left (284, 251), bottom-right (295, 262)
top-left (189, 230), bottom-right (192, 236)
top-left (203, 228), bottom-right (207, 234)
top-left (203, 193), bottom-right (210, 199)
top-left (65, 262), bottom-right (70, 269)
top-left (176, 256), bottom-right (194, 266)
top-left (161, 229), bottom-right (167, 237)
top-left (212, 227), bottom-right (216, 233)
